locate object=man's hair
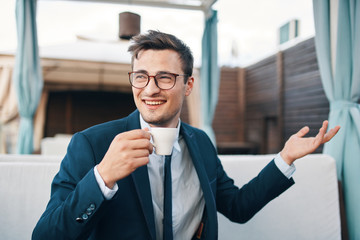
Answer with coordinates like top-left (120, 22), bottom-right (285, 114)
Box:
top-left (128, 30), bottom-right (194, 79)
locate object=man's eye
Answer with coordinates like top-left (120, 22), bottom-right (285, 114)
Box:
top-left (158, 74), bottom-right (172, 80)
top-left (135, 74), bottom-right (147, 79)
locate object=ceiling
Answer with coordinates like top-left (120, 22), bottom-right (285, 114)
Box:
top-left (45, 0), bottom-right (217, 12)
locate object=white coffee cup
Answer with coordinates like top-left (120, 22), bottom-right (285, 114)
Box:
top-left (150, 127), bottom-right (177, 155)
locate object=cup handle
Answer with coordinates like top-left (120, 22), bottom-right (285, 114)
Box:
top-left (148, 131), bottom-right (156, 148)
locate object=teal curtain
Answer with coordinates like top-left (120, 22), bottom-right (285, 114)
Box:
top-left (200, 10), bottom-right (220, 145)
top-left (12, 0), bottom-right (43, 154)
top-left (313, 1), bottom-right (360, 239)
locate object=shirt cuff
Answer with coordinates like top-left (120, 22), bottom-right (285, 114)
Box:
top-left (94, 165), bottom-right (118, 200)
top-left (274, 153), bottom-right (296, 179)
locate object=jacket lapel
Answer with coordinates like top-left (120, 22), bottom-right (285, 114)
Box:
top-left (126, 110), bottom-right (156, 240)
top-left (181, 125), bottom-right (218, 239)
top-left (132, 166), bottom-right (156, 240)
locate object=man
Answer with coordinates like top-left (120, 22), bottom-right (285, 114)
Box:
top-left (32, 30), bottom-right (340, 240)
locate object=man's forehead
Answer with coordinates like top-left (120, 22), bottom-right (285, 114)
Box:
top-left (133, 49), bottom-right (182, 68)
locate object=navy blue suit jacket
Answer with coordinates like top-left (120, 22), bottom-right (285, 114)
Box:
top-left (32, 110), bottom-right (294, 240)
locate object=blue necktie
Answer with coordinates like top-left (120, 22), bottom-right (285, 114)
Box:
top-left (163, 155), bottom-right (173, 240)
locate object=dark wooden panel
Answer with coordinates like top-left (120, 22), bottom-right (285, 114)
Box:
top-left (245, 54), bottom-right (279, 153)
top-left (45, 91), bottom-right (136, 137)
top-left (282, 38), bottom-right (329, 153)
top-left (213, 67), bottom-right (242, 143)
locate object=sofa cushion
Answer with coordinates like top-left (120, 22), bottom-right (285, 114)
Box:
top-left (218, 154), bottom-right (341, 240)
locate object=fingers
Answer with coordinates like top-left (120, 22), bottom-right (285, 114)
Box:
top-left (313, 121), bottom-right (327, 146)
top-left (124, 147), bottom-right (151, 159)
top-left (296, 126), bottom-right (310, 138)
top-left (133, 129), bottom-right (153, 154)
top-left (123, 129), bottom-right (151, 141)
top-left (129, 138), bottom-right (153, 150)
top-left (312, 120), bottom-right (340, 144)
top-left (113, 129), bottom-right (153, 156)
top-left (323, 125), bottom-right (341, 143)
top-left (318, 120), bottom-right (328, 137)
top-left (131, 156), bottom-right (150, 169)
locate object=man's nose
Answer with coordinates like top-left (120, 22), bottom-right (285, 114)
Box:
top-left (143, 76), bottom-right (161, 94)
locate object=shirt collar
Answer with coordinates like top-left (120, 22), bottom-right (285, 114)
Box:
top-left (139, 114), bottom-right (181, 153)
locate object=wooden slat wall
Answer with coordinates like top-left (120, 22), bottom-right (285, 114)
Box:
top-left (282, 38), bottom-right (329, 153)
top-left (243, 37), bottom-right (330, 153)
top-left (45, 91), bottom-right (136, 137)
top-left (245, 55), bottom-right (280, 153)
top-left (213, 67), bottom-right (242, 143)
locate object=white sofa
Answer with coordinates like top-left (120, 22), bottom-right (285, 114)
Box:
top-left (218, 154), bottom-right (341, 240)
top-left (0, 154), bottom-right (341, 240)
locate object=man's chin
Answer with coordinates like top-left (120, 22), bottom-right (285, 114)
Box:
top-left (141, 114), bottom-right (163, 126)
top-left (145, 120), bottom-right (166, 127)
top-left (139, 108), bottom-right (178, 127)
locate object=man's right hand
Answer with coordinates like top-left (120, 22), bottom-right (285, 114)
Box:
top-left (97, 128), bottom-right (153, 188)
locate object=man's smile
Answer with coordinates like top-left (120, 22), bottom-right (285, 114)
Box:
top-left (144, 100), bottom-right (166, 106)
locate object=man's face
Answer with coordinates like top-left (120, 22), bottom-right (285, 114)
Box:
top-left (132, 49), bottom-right (194, 128)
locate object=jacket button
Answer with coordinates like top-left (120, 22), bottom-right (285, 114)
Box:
top-left (86, 208), bottom-right (92, 215)
top-left (89, 203), bottom-right (96, 210)
top-left (82, 213), bottom-right (89, 220)
top-left (76, 217), bottom-right (84, 223)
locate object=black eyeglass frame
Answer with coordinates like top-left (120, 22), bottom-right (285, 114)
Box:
top-left (128, 71), bottom-right (188, 90)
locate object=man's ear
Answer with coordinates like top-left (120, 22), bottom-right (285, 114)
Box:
top-left (185, 77), bottom-right (194, 96)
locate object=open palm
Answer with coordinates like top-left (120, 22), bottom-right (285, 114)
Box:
top-left (280, 120), bottom-right (341, 165)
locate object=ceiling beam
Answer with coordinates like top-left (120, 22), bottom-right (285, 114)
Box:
top-left (41, 0), bottom-right (216, 12)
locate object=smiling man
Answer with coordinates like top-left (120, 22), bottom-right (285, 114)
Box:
top-left (130, 49), bottom-right (193, 128)
top-left (32, 30), bottom-right (340, 240)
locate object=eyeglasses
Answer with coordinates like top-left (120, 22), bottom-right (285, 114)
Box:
top-left (128, 71), bottom-right (188, 90)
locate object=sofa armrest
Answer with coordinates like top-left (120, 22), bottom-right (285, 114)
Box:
top-left (0, 154), bottom-right (61, 240)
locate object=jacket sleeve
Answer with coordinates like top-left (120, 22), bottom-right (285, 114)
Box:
top-left (32, 132), bottom-right (110, 240)
top-left (215, 157), bottom-right (295, 223)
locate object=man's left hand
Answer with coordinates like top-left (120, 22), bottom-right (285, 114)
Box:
top-left (280, 120), bottom-right (340, 165)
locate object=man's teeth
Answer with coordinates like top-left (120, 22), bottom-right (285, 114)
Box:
top-left (145, 101), bottom-right (164, 105)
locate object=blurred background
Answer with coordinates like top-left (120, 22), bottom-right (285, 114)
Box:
top-left (0, 0), bottom-right (314, 66)
top-left (0, 0), bottom-right (320, 156)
